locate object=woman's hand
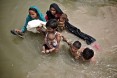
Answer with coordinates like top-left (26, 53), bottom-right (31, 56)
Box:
top-left (15, 29), bottom-right (22, 33)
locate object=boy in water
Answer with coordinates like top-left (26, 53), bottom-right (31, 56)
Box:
top-left (58, 13), bottom-right (100, 50)
top-left (42, 32), bottom-right (58, 53)
top-left (62, 36), bottom-right (95, 62)
top-left (80, 48), bottom-right (94, 62)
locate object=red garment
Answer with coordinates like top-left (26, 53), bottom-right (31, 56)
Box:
top-left (45, 15), bottom-right (48, 21)
top-left (45, 13), bottom-right (62, 21)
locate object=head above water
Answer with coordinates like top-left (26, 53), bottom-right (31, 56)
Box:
top-left (28, 6), bottom-right (46, 22)
top-left (59, 13), bottom-right (69, 22)
top-left (71, 41), bottom-right (81, 52)
top-left (73, 41), bottom-right (81, 49)
top-left (82, 48), bottom-right (94, 60)
top-left (49, 3), bottom-right (63, 15)
top-left (46, 19), bottom-right (58, 32)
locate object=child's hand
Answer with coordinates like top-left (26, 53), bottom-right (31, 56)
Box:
top-left (67, 42), bottom-right (72, 45)
top-left (46, 50), bottom-right (50, 53)
top-left (42, 51), bottom-right (45, 53)
top-left (75, 56), bottom-right (79, 60)
top-left (36, 27), bottom-right (42, 32)
top-left (62, 36), bottom-right (67, 42)
top-left (91, 42), bottom-right (101, 51)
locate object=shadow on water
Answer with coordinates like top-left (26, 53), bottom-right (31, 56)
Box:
top-left (0, 0), bottom-right (117, 78)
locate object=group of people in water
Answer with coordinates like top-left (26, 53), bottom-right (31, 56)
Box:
top-left (11, 3), bottom-right (100, 63)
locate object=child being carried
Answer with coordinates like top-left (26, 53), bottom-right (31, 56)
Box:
top-left (27, 19), bottom-right (47, 33)
top-left (42, 32), bottom-right (58, 53)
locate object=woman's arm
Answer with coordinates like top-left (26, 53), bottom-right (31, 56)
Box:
top-left (21, 16), bottom-right (31, 33)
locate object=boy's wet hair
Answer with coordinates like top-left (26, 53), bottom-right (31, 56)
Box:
top-left (82, 48), bottom-right (94, 60)
top-left (46, 19), bottom-right (58, 29)
top-left (60, 13), bottom-right (69, 22)
top-left (73, 41), bottom-right (81, 49)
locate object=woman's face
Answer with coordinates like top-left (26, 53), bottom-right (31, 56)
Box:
top-left (29, 10), bottom-right (38, 19)
top-left (50, 7), bottom-right (56, 15)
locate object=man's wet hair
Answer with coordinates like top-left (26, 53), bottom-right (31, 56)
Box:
top-left (46, 19), bottom-right (58, 29)
top-left (73, 41), bottom-right (81, 49)
top-left (82, 48), bottom-right (94, 60)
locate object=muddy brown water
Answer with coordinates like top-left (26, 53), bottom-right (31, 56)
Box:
top-left (0, 0), bottom-right (117, 78)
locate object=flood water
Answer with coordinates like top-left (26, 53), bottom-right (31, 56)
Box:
top-left (0, 0), bottom-right (117, 78)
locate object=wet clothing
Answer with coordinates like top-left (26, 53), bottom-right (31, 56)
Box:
top-left (65, 22), bottom-right (96, 45)
top-left (43, 39), bottom-right (57, 50)
top-left (43, 44), bottom-right (50, 50)
top-left (44, 32), bottom-right (58, 49)
top-left (45, 3), bottom-right (63, 21)
top-left (47, 39), bottom-right (58, 47)
top-left (45, 3), bottom-right (96, 45)
top-left (21, 6), bottom-right (46, 33)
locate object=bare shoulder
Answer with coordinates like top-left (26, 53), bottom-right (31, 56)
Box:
top-left (79, 47), bottom-right (85, 52)
top-left (90, 56), bottom-right (96, 64)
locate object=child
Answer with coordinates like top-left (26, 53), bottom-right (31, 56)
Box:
top-left (45, 3), bottom-right (99, 49)
top-left (27, 19), bottom-right (46, 33)
top-left (45, 19), bottom-right (62, 52)
top-left (45, 3), bottom-right (63, 21)
top-left (42, 32), bottom-right (58, 53)
top-left (81, 48), bottom-right (94, 62)
top-left (62, 36), bottom-right (95, 62)
top-left (58, 13), bottom-right (68, 31)
top-left (62, 36), bottom-right (82, 59)
top-left (58, 13), bottom-right (100, 50)
top-left (11, 6), bottom-right (46, 36)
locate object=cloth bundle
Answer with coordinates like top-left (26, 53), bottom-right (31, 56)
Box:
top-left (27, 19), bottom-right (46, 33)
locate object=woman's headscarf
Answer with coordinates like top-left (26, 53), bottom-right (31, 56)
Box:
top-left (21, 6), bottom-right (46, 33)
top-left (49, 3), bottom-right (63, 14)
top-left (46, 3), bottom-right (63, 20)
